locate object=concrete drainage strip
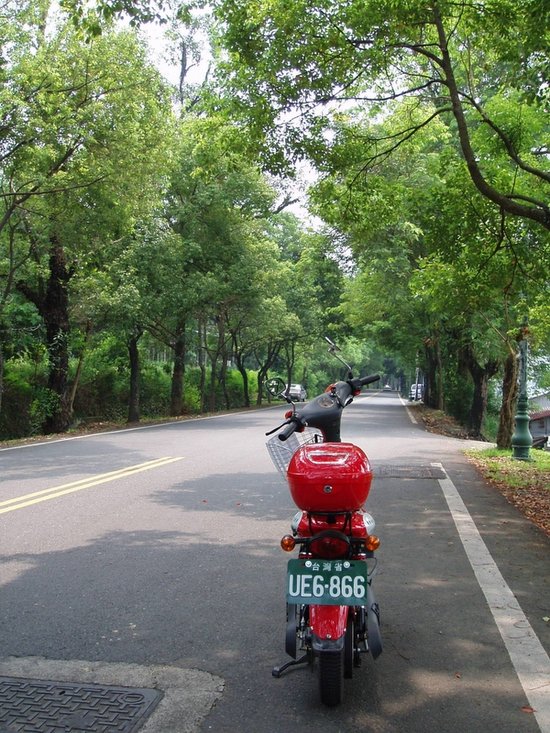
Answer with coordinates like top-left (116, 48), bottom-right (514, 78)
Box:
top-left (0, 656), bottom-right (224, 733)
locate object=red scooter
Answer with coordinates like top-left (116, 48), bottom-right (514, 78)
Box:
top-left (266, 339), bottom-right (382, 706)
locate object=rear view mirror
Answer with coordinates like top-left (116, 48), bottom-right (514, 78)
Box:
top-left (266, 377), bottom-right (287, 398)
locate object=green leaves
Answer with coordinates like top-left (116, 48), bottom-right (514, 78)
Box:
top-left (216, 0), bottom-right (549, 228)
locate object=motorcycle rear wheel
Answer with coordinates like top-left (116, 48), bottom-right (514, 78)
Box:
top-left (319, 649), bottom-right (343, 706)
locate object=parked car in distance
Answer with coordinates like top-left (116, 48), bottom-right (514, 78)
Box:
top-left (409, 384), bottom-right (423, 401)
top-left (287, 383), bottom-right (307, 401)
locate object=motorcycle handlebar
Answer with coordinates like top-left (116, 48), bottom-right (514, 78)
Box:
top-left (278, 420), bottom-right (300, 442)
top-left (269, 372), bottom-right (380, 442)
top-left (358, 373), bottom-right (380, 387)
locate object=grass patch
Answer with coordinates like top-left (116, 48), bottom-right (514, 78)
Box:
top-left (466, 448), bottom-right (550, 536)
top-left (466, 448), bottom-right (550, 491)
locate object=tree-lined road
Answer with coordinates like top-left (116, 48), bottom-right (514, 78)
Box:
top-left (1, 392), bottom-right (549, 732)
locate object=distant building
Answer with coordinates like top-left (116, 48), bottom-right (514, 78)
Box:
top-left (528, 392), bottom-right (550, 448)
top-left (530, 391), bottom-right (550, 412)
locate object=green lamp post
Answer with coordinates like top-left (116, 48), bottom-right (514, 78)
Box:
top-left (511, 319), bottom-right (533, 461)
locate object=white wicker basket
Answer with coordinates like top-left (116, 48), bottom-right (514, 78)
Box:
top-left (266, 428), bottom-right (323, 475)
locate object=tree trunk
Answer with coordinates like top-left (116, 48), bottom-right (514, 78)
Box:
top-left (127, 327), bottom-right (143, 423)
top-left (229, 331), bottom-right (249, 406)
top-left (219, 320), bottom-right (230, 409)
top-left (170, 327), bottom-right (186, 416)
top-left (234, 352), bottom-right (250, 407)
top-left (207, 322), bottom-right (220, 412)
top-left (497, 348), bottom-right (519, 449)
top-left (0, 340), bottom-right (4, 416)
top-left (470, 372), bottom-right (489, 438)
top-left (423, 347), bottom-right (435, 409)
top-left (197, 317), bottom-right (207, 412)
top-left (257, 365), bottom-right (267, 405)
top-left (208, 362), bottom-right (217, 411)
top-left (461, 342), bottom-right (499, 438)
top-left (220, 359), bottom-right (229, 410)
top-left (282, 339), bottom-right (297, 399)
top-left (255, 340), bottom-right (281, 406)
top-left (68, 320), bottom-right (92, 417)
top-left (43, 240), bottom-right (71, 434)
top-left (42, 240), bottom-right (71, 433)
top-left (16, 236), bottom-right (73, 433)
top-left (204, 313), bottom-right (228, 412)
top-left (423, 331), bottom-right (445, 410)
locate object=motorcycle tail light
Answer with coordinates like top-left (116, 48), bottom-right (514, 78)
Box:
top-left (280, 535), bottom-right (296, 552)
top-left (366, 535), bottom-right (380, 551)
top-left (309, 535), bottom-right (350, 560)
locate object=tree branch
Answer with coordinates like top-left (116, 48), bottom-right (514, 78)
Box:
top-left (460, 92), bottom-right (550, 185)
top-left (432, 4), bottom-right (550, 230)
top-left (353, 106), bottom-right (453, 176)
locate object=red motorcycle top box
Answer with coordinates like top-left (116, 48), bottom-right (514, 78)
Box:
top-left (287, 443), bottom-right (373, 512)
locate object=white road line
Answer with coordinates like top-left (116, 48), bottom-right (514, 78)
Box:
top-left (433, 462), bottom-right (550, 732)
top-left (399, 394), bottom-right (418, 423)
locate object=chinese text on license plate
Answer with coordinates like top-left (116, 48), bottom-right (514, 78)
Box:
top-left (286, 559), bottom-right (369, 605)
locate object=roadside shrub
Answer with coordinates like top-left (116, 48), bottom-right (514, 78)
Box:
top-left (482, 413), bottom-right (499, 442)
top-left (444, 369), bottom-right (473, 427)
top-left (183, 367), bottom-right (204, 411)
top-left (482, 381), bottom-right (501, 442)
top-left (0, 343), bottom-right (260, 440)
top-left (0, 366), bottom-right (35, 438)
top-left (223, 369), bottom-right (245, 408)
top-left (0, 354), bottom-right (55, 438)
top-left (139, 362), bottom-right (171, 416)
top-left (181, 367), bottom-right (256, 412)
top-left (73, 365), bottom-right (123, 420)
top-left (246, 369), bottom-right (258, 403)
top-left (29, 387), bottom-right (60, 435)
top-left (183, 376), bottom-right (201, 412)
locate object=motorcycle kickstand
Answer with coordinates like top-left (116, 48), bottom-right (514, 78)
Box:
top-left (272, 653), bottom-right (310, 678)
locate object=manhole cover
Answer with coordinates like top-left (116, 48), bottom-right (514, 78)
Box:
top-left (373, 464), bottom-right (446, 479)
top-left (0, 676), bottom-right (163, 733)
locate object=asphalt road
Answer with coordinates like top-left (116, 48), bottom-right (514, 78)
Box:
top-left (1, 391), bottom-right (549, 732)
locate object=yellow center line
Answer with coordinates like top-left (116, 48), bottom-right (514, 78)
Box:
top-left (0, 457), bottom-right (182, 515)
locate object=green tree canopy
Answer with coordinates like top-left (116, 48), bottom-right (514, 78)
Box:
top-left (215, 0), bottom-right (549, 229)
top-left (0, 2), bottom-right (175, 431)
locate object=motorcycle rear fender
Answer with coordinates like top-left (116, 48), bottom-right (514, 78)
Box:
top-left (310, 604), bottom-right (348, 652)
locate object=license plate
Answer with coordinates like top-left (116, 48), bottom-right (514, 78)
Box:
top-left (286, 558), bottom-right (369, 605)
